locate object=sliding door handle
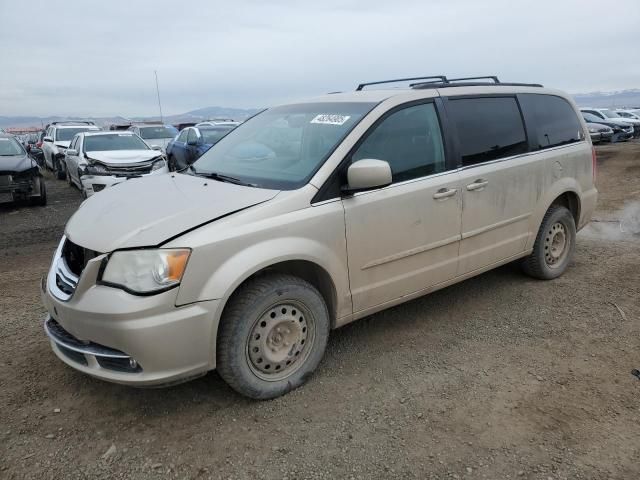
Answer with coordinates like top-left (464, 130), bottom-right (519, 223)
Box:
top-left (433, 188), bottom-right (457, 200)
top-left (466, 179), bottom-right (489, 191)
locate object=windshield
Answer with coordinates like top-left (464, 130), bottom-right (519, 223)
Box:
top-left (192, 102), bottom-right (376, 189)
top-left (200, 126), bottom-right (235, 145)
top-left (582, 112), bottom-right (603, 123)
top-left (0, 137), bottom-right (25, 156)
top-left (138, 126), bottom-right (177, 139)
top-left (601, 109), bottom-right (621, 119)
top-left (55, 127), bottom-right (96, 142)
top-left (84, 134), bottom-right (149, 152)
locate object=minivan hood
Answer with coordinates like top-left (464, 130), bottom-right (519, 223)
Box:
top-left (87, 149), bottom-right (162, 165)
top-left (66, 173), bottom-right (279, 252)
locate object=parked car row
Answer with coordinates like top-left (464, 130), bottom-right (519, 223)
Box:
top-left (580, 107), bottom-right (640, 143)
top-left (19, 119), bottom-right (240, 198)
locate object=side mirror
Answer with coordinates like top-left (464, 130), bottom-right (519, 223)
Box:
top-left (151, 145), bottom-right (162, 151)
top-left (343, 159), bottom-right (392, 194)
top-left (43, 136), bottom-right (53, 142)
top-left (66, 149), bottom-right (78, 156)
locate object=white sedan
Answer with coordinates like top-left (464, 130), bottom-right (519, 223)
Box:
top-left (64, 131), bottom-right (168, 197)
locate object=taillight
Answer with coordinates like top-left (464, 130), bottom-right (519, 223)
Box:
top-left (591, 145), bottom-right (597, 182)
top-left (36, 141), bottom-right (42, 148)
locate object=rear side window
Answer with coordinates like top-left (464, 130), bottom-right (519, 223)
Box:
top-left (519, 94), bottom-right (583, 150)
top-left (447, 97), bottom-right (527, 166)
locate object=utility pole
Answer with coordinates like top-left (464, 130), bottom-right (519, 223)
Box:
top-left (154, 70), bottom-right (164, 124)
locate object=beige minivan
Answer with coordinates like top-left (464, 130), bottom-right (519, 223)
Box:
top-left (42, 76), bottom-right (597, 399)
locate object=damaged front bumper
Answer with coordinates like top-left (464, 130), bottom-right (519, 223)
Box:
top-left (0, 170), bottom-right (44, 203)
top-left (80, 164), bottom-right (169, 197)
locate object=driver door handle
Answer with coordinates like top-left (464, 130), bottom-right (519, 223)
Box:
top-left (466, 179), bottom-right (489, 191)
top-left (433, 188), bottom-right (457, 200)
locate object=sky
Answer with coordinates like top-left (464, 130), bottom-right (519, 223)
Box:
top-left (1, 0), bottom-right (639, 117)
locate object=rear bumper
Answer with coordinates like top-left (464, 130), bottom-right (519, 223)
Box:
top-left (578, 187), bottom-right (598, 231)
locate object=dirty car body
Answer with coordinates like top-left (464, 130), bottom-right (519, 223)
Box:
top-left (42, 79), bottom-right (598, 398)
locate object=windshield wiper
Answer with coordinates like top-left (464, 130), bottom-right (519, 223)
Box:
top-left (189, 165), bottom-right (256, 187)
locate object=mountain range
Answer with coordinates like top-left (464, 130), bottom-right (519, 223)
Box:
top-left (0, 106), bottom-right (260, 129)
top-left (2, 89), bottom-right (640, 130)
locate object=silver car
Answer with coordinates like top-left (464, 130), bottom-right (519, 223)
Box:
top-left (41, 76), bottom-right (598, 399)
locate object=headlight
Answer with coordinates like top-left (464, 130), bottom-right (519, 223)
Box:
top-left (101, 249), bottom-right (191, 294)
top-left (150, 158), bottom-right (166, 171)
top-left (86, 163), bottom-right (110, 175)
top-left (588, 128), bottom-right (597, 133)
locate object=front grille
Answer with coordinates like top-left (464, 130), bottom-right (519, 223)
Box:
top-left (62, 239), bottom-right (86, 276)
top-left (106, 163), bottom-right (153, 176)
top-left (51, 238), bottom-right (100, 301)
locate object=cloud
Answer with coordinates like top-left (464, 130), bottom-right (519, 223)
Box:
top-left (1, 0), bottom-right (639, 116)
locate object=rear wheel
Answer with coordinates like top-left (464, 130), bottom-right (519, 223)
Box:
top-left (216, 273), bottom-right (330, 400)
top-left (54, 157), bottom-right (66, 180)
top-left (66, 163), bottom-right (74, 186)
top-left (522, 205), bottom-right (576, 280)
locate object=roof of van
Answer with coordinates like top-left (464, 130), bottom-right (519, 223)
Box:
top-left (295, 85), bottom-right (571, 105)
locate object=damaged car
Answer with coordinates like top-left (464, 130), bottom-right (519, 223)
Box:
top-left (0, 133), bottom-right (46, 206)
top-left (63, 131), bottom-right (168, 197)
top-left (41, 78), bottom-right (597, 400)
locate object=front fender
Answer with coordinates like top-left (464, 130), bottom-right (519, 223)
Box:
top-left (178, 236), bottom-right (350, 314)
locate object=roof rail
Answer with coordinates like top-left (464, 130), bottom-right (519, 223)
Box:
top-left (50, 120), bottom-right (96, 126)
top-left (411, 75), bottom-right (543, 89)
top-left (356, 76), bottom-right (447, 91)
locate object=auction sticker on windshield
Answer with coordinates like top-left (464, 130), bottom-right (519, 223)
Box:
top-left (310, 114), bottom-right (351, 126)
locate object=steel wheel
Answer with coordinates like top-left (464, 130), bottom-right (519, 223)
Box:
top-left (544, 222), bottom-right (568, 268)
top-left (246, 301), bottom-right (314, 381)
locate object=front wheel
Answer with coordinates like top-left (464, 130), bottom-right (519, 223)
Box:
top-left (167, 155), bottom-right (177, 172)
top-left (522, 205), bottom-right (576, 280)
top-left (216, 273), bottom-right (330, 400)
top-left (30, 178), bottom-right (47, 206)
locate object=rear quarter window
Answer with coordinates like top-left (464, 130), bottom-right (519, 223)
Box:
top-left (519, 94), bottom-right (583, 150)
top-left (446, 96), bottom-right (528, 166)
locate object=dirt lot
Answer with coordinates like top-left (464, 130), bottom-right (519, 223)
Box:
top-left (1, 143), bottom-right (639, 480)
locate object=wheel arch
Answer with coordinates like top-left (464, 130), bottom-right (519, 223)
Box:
top-left (220, 259), bottom-right (339, 330)
top-left (527, 179), bottom-right (583, 251)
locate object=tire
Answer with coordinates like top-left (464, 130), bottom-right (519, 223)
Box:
top-left (216, 273), bottom-right (330, 400)
top-left (30, 178), bottom-right (47, 206)
top-left (54, 157), bottom-right (66, 180)
top-left (167, 155), bottom-right (176, 172)
top-left (522, 205), bottom-right (576, 280)
top-left (66, 163), bottom-right (74, 186)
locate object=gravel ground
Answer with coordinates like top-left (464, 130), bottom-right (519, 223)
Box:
top-left (1, 143), bottom-right (639, 479)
